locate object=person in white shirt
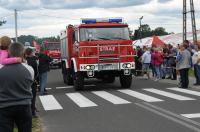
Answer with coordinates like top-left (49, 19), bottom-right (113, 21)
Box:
top-left (192, 46), bottom-right (200, 85)
top-left (141, 47), bottom-right (151, 79)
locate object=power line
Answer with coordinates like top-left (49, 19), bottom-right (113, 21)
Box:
top-left (0, 14), bottom-right (14, 19)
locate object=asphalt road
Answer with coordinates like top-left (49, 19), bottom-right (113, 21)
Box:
top-left (37, 69), bottom-right (200, 132)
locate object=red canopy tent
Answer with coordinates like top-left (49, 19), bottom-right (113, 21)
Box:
top-left (151, 35), bottom-right (165, 47)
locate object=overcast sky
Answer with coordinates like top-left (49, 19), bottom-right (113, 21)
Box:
top-left (0, 0), bottom-right (200, 37)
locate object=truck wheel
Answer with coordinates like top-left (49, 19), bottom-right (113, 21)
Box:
top-left (103, 75), bottom-right (115, 83)
top-left (120, 74), bottom-right (132, 88)
top-left (74, 72), bottom-right (84, 90)
top-left (62, 64), bottom-right (73, 85)
top-left (66, 69), bottom-right (73, 85)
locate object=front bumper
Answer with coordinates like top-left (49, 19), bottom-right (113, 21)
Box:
top-left (80, 62), bottom-right (135, 71)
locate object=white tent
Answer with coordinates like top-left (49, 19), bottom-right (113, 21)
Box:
top-left (133, 30), bottom-right (200, 48)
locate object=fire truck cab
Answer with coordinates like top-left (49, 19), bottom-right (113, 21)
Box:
top-left (41, 41), bottom-right (61, 67)
top-left (60, 18), bottom-right (135, 90)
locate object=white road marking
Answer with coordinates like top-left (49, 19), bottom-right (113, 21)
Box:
top-left (56, 86), bottom-right (73, 89)
top-left (66, 93), bottom-right (97, 108)
top-left (118, 89), bottom-right (163, 102)
top-left (56, 85), bottom-right (95, 89)
top-left (168, 88), bottom-right (200, 97)
top-left (45, 88), bottom-right (52, 90)
top-left (182, 113), bottom-right (200, 119)
top-left (144, 88), bottom-right (195, 101)
top-left (39, 95), bottom-right (63, 111)
top-left (92, 91), bottom-right (131, 104)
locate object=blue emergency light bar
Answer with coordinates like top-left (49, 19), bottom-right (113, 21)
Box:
top-left (81, 18), bottom-right (123, 24)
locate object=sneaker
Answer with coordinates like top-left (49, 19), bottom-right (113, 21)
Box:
top-left (154, 78), bottom-right (159, 81)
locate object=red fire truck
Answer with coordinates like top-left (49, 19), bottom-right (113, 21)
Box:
top-left (60, 18), bottom-right (135, 90)
top-left (41, 41), bottom-right (61, 67)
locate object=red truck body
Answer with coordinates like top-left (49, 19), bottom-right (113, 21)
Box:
top-left (60, 18), bottom-right (135, 90)
top-left (42, 41), bottom-right (61, 67)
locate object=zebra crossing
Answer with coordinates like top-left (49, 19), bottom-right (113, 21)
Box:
top-left (39, 87), bottom-right (200, 112)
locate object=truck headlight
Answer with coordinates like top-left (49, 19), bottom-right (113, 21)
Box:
top-left (86, 65), bottom-right (91, 70)
top-left (127, 63), bottom-right (131, 68)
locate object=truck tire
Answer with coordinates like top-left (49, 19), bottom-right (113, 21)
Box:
top-left (74, 72), bottom-right (84, 91)
top-left (120, 74), bottom-right (132, 88)
top-left (102, 75), bottom-right (115, 83)
top-left (62, 64), bottom-right (73, 85)
top-left (66, 69), bottom-right (73, 85)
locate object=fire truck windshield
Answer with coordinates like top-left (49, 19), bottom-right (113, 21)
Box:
top-left (79, 27), bottom-right (130, 41)
top-left (44, 43), bottom-right (60, 50)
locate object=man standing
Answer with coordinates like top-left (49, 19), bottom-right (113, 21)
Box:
top-left (0, 43), bottom-right (34, 132)
top-left (38, 47), bottom-right (52, 95)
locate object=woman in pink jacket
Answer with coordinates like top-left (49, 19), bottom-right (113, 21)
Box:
top-left (0, 36), bottom-right (21, 64)
top-left (153, 48), bottom-right (164, 81)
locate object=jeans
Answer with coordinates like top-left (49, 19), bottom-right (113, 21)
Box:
top-left (155, 65), bottom-right (162, 79)
top-left (151, 64), bottom-right (156, 77)
top-left (39, 72), bottom-right (48, 95)
top-left (194, 64), bottom-right (200, 84)
top-left (0, 105), bottom-right (32, 132)
top-left (179, 68), bottom-right (189, 88)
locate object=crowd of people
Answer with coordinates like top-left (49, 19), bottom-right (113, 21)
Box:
top-left (135, 40), bottom-right (200, 88)
top-left (0, 36), bottom-right (52, 132)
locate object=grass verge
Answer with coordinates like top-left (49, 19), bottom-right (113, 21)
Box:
top-left (189, 68), bottom-right (194, 77)
top-left (14, 117), bottom-right (41, 132)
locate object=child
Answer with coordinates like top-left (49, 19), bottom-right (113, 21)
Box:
top-left (0, 36), bottom-right (21, 64)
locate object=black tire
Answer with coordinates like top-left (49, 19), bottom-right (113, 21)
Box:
top-left (102, 75), bottom-right (115, 83)
top-left (74, 72), bottom-right (84, 90)
top-left (120, 74), bottom-right (132, 88)
top-left (62, 64), bottom-right (73, 85)
top-left (66, 69), bottom-right (73, 85)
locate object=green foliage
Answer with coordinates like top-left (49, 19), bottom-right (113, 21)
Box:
top-left (0, 20), bottom-right (6, 26)
top-left (133, 24), bottom-right (170, 40)
top-left (12, 35), bottom-right (59, 46)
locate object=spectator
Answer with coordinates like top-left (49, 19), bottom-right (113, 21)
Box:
top-left (153, 48), bottom-right (164, 81)
top-left (0, 36), bottom-right (22, 64)
top-left (0, 43), bottom-right (34, 132)
top-left (150, 48), bottom-right (156, 77)
top-left (192, 46), bottom-right (200, 85)
top-left (38, 47), bottom-right (52, 95)
top-left (25, 48), bottom-right (39, 117)
top-left (141, 47), bottom-right (151, 79)
top-left (135, 46), bottom-right (144, 76)
top-left (176, 44), bottom-right (191, 88)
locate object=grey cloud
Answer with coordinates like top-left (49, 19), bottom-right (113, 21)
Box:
top-left (42, 0), bottom-right (152, 9)
top-left (0, 0), bottom-right (153, 10)
top-left (158, 0), bottom-right (173, 3)
top-left (0, 0), bottom-right (40, 10)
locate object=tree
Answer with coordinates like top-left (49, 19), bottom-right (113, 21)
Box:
top-left (133, 24), bottom-right (170, 40)
top-left (152, 27), bottom-right (169, 36)
top-left (0, 20), bottom-right (6, 26)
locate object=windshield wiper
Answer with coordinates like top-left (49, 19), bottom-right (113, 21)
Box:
top-left (96, 37), bottom-right (111, 40)
top-left (112, 37), bottom-right (127, 40)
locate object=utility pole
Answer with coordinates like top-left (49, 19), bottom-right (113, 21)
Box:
top-left (190, 0), bottom-right (197, 44)
top-left (183, 0), bottom-right (197, 44)
top-left (183, 0), bottom-right (187, 42)
top-left (14, 9), bottom-right (18, 42)
top-left (139, 16), bottom-right (143, 42)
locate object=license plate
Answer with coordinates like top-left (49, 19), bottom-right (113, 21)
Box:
top-left (99, 64), bottom-right (117, 70)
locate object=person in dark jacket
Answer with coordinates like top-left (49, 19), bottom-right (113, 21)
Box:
top-left (25, 48), bottom-right (39, 117)
top-left (0, 43), bottom-right (34, 132)
top-left (38, 47), bottom-right (52, 95)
